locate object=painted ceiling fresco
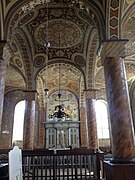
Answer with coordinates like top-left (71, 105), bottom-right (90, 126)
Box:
top-left (1, 0), bottom-right (135, 106)
top-left (5, 66), bottom-right (26, 92)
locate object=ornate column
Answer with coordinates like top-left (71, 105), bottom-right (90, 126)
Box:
top-left (85, 91), bottom-right (99, 150)
top-left (0, 41), bottom-right (6, 132)
top-left (23, 90), bottom-right (37, 150)
top-left (38, 107), bottom-right (46, 148)
top-left (80, 106), bottom-right (88, 147)
top-left (101, 40), bottom-right (135, 162)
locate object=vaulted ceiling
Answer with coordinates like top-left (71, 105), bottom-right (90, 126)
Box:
top-left (0, 0), bottom-right (135, 108)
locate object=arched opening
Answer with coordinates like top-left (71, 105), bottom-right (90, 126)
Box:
top-left (45, 90), bottom-right (80, 149)
top-left (12, 100), bottom-right (25, 147)
top-left (95, 99), bottom-right (110, 149)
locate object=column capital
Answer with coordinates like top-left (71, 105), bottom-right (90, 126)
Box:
top-left (84, 90), bottom-right (97, 99)
top-left (99, 39), bottom-right (128, 62)
top-left (23, 90), bottom-right (37, 100)
top-left (0, 40), bottom-right (7, 59)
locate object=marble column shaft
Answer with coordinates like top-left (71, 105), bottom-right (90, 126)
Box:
top-left (85, 92), bottom-right (98, 150)
top-left (0, 41), bottom-right (6, 132)
top-left (101, 40), bottom-right (135, 159)
top-left (80, 106), bottom-right (88, 147)
top-left (104, 57), bottom-right (135, 158)
top-left (23, 90), bottom-right (36, 150)
top-left (38, 108), bottom-right (46, 148)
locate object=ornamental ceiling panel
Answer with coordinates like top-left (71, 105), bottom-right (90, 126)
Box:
top-left (37, 63), bottom-right (82, 95)
top-left (2, 0), bottom-right (106, 100)
top-left (123, 13), bottom-right (135, 40)
top-left (95, 68), bottom-right (105, 88)
top-left (122, 3), bottom-right (135, 40)
top-left (20, 7), bottom-right (88, 61)
top-left (5, 66), bottom-right (26, 91)
top-left (34, 19), bottom-right (83, 49)
top-left (125, 62), bottom-right (135, 80)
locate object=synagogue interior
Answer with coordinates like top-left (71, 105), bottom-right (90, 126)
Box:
top-left (0, 0), bottom-right (135, 179)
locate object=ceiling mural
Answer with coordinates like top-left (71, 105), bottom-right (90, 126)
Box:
top-left (5, 66), bottom-right (26, 92)
top-left (121, 2), bottom-right (135, 91)
top-left (122, 11), bottom-right (135, 40)
top-left (36, 63), bottom-right (82, 108)
top-left (25, 7), bottom-right (88, 60)
top-left (34, 19), bottom-right (84, 49)
top-left (125, 63), bottom-right (135, 81)
top-left (95, 68), bottom-right (105, 88)
top-left (37, 63), bottom-right (82, 93)
top-left (87, 30), bottom-right (99, 88)
top-left (0, 0), bottom-right (134, 106)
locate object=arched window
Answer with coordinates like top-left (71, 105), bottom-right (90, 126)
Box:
top-left (95, 100), bottom-right (110, 139)
top-left (12, 101), bottom-right (25, 144)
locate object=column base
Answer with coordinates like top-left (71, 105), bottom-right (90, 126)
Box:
top-left (110, 157), bottom-right (135, 164)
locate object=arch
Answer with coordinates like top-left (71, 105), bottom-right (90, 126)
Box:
top-left (13, 30), bottom-right (34, 90)
top-left (36, 62), bottom-right (85, 110)
top-left (81, 0), bottom-right (106, 41)
top-left (35, 60), bottom-right (86, 83)
top-left (86, 29), bottom-right (99, 89)
top-left (5, 65), bottom-right (26, 93)
top-left (3, 0), bottom-right (105, 41)
top-left (121, 2), bottom-right (135, 40)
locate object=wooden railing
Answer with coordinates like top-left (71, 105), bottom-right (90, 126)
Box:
top-left (22, 148), bottom-right (101, 180)
top-left (104, 161), bottom-right (135, 180)
top-left (0, 148), bottom-right (103, 179)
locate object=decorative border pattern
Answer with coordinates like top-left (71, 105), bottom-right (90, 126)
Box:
top-left (87, 32), bottom-right (98, 88)
top-left (108, 0), bottom-right (120, 39)
top-left (15, 33), bottom-right (33, 90)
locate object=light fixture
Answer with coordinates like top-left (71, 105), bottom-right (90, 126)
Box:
top-left (48, 33), bottom-right (70, 121)
top-left (44, 88), bottom-right (49, 102)
top-left (44, 1), bottom-right (49, 103)
top-left (2, 130), bottom-right (9, 134)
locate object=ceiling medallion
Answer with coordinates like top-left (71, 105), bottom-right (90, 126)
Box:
top-left (34, 56), bottom-right (45, 67)
top-left (74, 55), bottom-right (85, 67)
top-left (34, 19), bottom-right (83, 49)
top-left (15, 59), bottom-right (23, 68)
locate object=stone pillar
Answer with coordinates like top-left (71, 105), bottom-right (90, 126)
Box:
top-left (80, 106), bottom-right (88, 147)
top-left (38, 107), bottom-right (46, 148)
top-left (85, 91), bottom-right (99, 150)
top-left (0, 41), bottom-right (6, 132)
top-left (101, 40), bottom-right (135, 162)
top-left (23, 90), bottom-right (37, 150)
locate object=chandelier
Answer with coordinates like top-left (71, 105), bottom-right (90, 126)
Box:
top-left (48, 33), bottom-right (70, 121)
